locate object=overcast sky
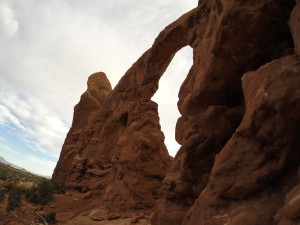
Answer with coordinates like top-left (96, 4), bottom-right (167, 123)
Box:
top-left (0, 0), bottom-right (195, 177)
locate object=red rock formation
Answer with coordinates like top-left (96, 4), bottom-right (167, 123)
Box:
top-left (290, 0), bottom-right (300, 55)
top-left (53, 0), bottom-right (300, 224)
top-left (182, 54), bottom-right (300, 225)
top-left (152, 1), bottom-right (298, 225)
top-left (53, 69), bottom-right (172, 216)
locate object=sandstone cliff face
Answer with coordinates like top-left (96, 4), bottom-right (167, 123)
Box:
top-left (53, 0), bottom-right (300, 224)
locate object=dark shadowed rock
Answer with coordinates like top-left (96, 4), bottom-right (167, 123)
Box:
top-left (182, 55), bottom-right (300, 225)
top-left (290, 0), bottom-right (300, 55)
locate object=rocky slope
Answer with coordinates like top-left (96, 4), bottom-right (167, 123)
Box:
top-left (53, 0), bottom-right (300, 224)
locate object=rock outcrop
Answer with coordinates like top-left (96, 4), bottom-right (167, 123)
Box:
top-left (53, 0), bottom-right (300, 224)
top-left (53, 70), bottom-right (172, 216)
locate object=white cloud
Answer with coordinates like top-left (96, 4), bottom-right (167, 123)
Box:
top-left (0, 81), bottom-right (69, 157)
top-left (27, 155), bottom-right (56, 171)
top-left (0, 143), bottom-right (19, 155)
top-left (0, 104), bottom-right (24, 129)
top-left (0, 0), bottom-right (19, 37)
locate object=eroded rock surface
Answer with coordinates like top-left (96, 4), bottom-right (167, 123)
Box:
top-left (53, 0), bottom-right (300, 224)
top-left (290, 0), bottom-right (300, 55)
top-left (182, 55), bottom-right (300, 225)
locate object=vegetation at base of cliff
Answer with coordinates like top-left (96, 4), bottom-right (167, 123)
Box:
top-left (0, 179), bottom-right (66, 211)
top-left (0, 161), bottom-right (67, 212)
top-left (26, 179), bottom-right (66, 205)
top-left (25, 180), bottom-right (54, 205)
top-left (25, 179), bottom-right (66, 205)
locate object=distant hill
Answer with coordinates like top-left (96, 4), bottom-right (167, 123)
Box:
top-left (0, 156), bottom-right (22, 170)
top-left (0, 161), bottom-right (45, 183)
top-left (0, 156), bottom-right (8, 164)
top-left (31, 171), bottom-right (51, 179)
top-left (0, 156), bottom-right (51, 179)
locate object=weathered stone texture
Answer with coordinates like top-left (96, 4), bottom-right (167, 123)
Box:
top-left (53, 1), bottom-right (300, 224)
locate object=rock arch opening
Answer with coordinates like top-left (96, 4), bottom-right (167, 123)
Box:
top-left (151, 46), bottom-right (193, 157)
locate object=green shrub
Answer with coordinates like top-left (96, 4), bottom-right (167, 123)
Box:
top-left (25, 179), bottom-right (54, 205)
top-left (44, 211), bottom-right (57, 224)
top-left (52, 180), bottom-right (66, 194)
top-left (0, 190), bottom-right (6, 202)
top-left (25, 179), bottom-right (66, 205)
top-left (7, 187), bottom-right (25, 211)
top-left (0, 169), bottom-right (8, 180)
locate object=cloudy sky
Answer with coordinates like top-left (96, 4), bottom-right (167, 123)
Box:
top-left (0, 0), bottom-right (195, 177)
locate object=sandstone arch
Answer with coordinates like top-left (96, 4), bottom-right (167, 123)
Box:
top-left (151, 46), bottom-right (193, 156)
top-left (53, 7), bottom-right (197, 214)
top-left (53, 0), bottom-right (300, 224)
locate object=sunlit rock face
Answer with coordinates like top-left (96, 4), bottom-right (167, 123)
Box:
top-left (53, 0), bottom-right (300, 224)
